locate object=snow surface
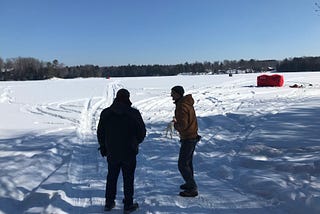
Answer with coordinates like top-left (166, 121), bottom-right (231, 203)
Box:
top-left (0, 72), bottom-right (320, 214)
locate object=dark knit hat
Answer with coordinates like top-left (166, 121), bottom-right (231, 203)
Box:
top-left (115, 88), bottom-right (132, 106)
top-left (171, 86), bottom-right (184, 97)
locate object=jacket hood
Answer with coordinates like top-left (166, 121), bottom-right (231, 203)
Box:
top-left (110, 100), bottom-right (131, 115)
top-left (177, 94), bottom-right (194, 106)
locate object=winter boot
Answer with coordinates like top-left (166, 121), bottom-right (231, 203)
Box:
top-left (179, 189), bottom-right (198, 197)
top-left (124, 202), bottom-right (139, 213)
top-left (104, 200), bottom-right (115, 211)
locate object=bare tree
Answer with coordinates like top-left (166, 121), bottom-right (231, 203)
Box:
top-left (52, 59), bottom-right (65, 69)
top-left (316, 2), bottom-right (320, 13)
top-left (0, 57), bottom-right (3, 71)
top-left (53, 59), bottom-right (59, 68)
top-left (12, 57), bottom-right (42, 80)
top-left (5, 58), bottom-right (14, 71)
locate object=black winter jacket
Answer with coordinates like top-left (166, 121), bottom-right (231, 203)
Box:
top-left (97, 100), bottom-right (146, 160)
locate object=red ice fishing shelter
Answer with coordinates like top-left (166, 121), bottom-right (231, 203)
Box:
top-left (257, 74), bottom-right (284, 87)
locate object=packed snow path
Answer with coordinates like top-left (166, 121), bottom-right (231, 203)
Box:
top-left (0, 73), bottom-right (319, 213)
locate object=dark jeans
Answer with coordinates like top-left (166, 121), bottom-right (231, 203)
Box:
top-left (106, 155), bottom-right (136, 207)
top-left (178, 140), bottom-right (197, 190)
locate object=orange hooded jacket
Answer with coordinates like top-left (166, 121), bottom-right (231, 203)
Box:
top-left (173, 94), bottom-right (199, 140)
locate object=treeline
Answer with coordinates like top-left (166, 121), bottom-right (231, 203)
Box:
top-left (277, 57), bottom-right (320, 72)
top-left (0, 56), bottom-right (319, 81)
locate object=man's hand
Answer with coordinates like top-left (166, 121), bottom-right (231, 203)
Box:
top-left (172, 116), bottom-right (177, 123)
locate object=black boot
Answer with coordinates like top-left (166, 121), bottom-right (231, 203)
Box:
top-left (104, 200), bottom-right (115, 211)
top-left (124, 202), bottom-right (139, 213)
top-left (179, 189), bottom-right (198, 197)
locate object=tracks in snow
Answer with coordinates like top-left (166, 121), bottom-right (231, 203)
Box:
top-left (23, 81), bottom-right (122, 136)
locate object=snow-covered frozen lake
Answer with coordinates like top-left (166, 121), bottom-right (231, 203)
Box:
top-left (0, 72), bottom-right (319, 213)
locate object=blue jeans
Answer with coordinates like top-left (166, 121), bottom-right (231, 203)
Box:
top-left (178, 140), bottom-right (197, 190)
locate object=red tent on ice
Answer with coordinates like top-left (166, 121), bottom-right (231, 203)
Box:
top-left (257, 74), bottom-right (284, 87)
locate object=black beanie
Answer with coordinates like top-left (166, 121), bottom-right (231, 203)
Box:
top-left (171, 86), bottom-right (184, 97)
top-left (115, 88), bottom-right (132, 106)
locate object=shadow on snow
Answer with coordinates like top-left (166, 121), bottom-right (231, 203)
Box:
top-left (0, 103), bottom-right (319, 213)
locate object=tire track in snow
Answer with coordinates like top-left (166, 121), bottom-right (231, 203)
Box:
top-left (23, 101), bottom-right (83, 126)
top-left (22, 80), bottom-right (123, 133)
top-left (34, 105), bottom-right (79, 124)
top-left (134, 95), bottom-right (174, 123)
top-left (76, 81), bottom-right (122, 137)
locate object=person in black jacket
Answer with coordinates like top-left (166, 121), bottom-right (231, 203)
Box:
top-left (97, 88), bottom-right (146, 213)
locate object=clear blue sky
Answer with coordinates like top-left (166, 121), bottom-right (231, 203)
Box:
top-left (1, 0), bottom-right (319, 66)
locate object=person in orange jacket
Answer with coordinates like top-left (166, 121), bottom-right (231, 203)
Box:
top-left (171, 85), bottom-right (201, 197)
